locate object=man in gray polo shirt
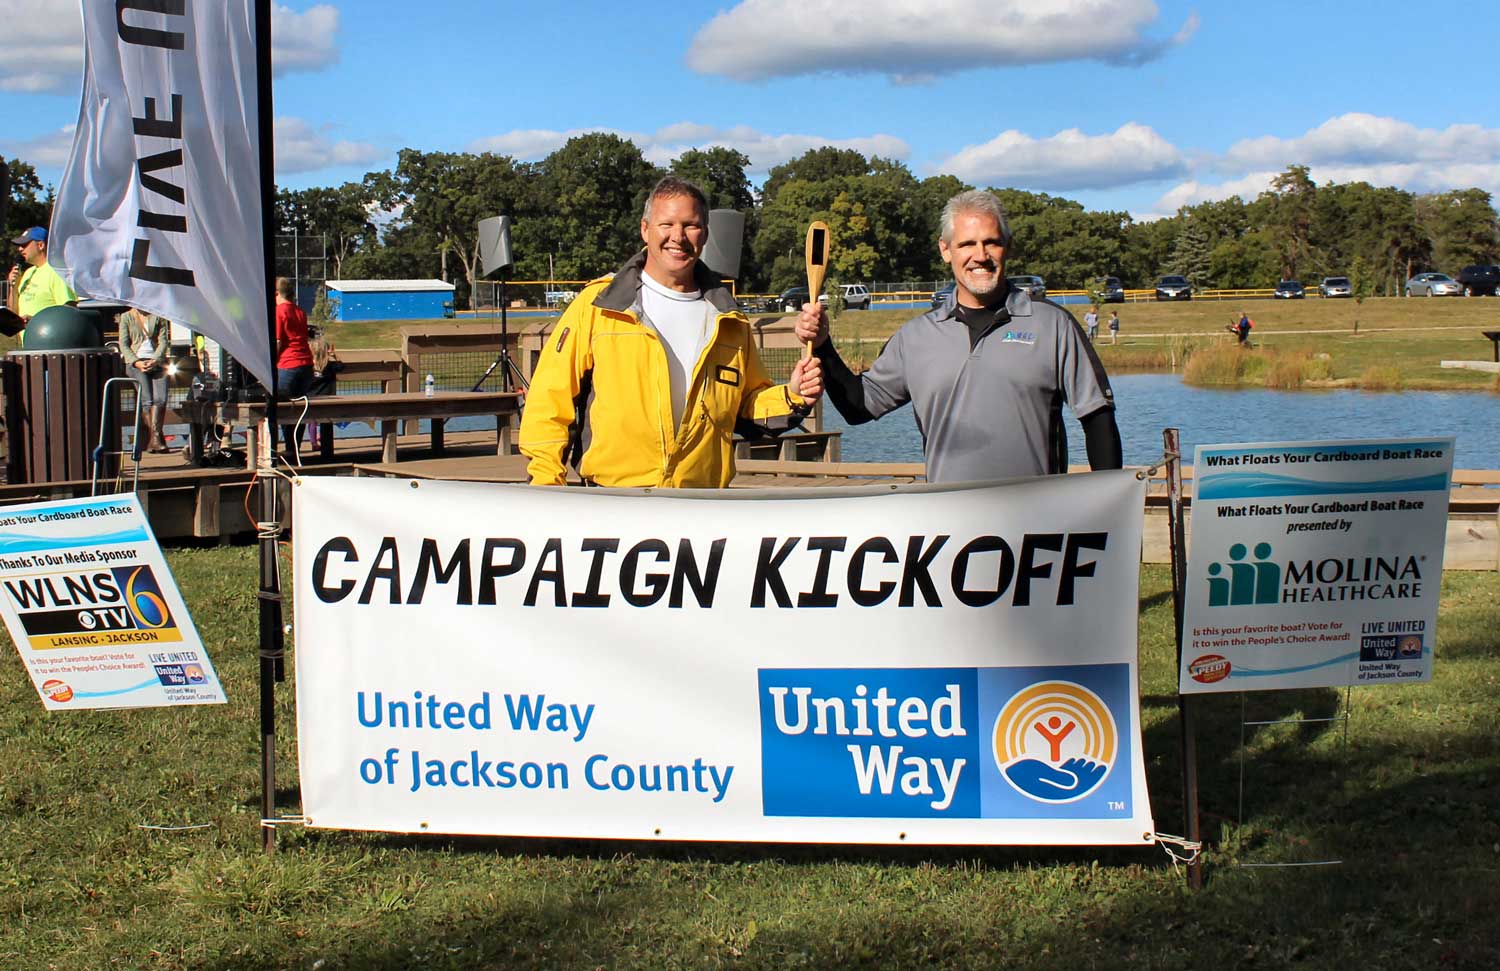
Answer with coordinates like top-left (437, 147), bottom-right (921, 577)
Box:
top-left (793, 189), bottom-right (1121, 482)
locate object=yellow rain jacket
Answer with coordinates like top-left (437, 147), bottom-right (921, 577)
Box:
top-left (520, 252), bottom-right (809, 488)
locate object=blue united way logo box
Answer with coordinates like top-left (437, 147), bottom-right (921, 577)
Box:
top-left (758, 664), bottom-right (1133, 820)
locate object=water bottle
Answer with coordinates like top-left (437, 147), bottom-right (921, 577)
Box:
top-left (424, 373), bottom-right (435, 398)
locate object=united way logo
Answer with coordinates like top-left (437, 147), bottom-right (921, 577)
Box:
top-left (992, 681), bottom-right (1116, 804)
top-left (1206, 542), bottom-right (1280, 606)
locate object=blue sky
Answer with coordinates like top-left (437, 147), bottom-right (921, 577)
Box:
top-left (3, 0), bottom-right (1498, 220)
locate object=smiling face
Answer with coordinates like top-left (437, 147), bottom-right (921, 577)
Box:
top-left (939, 210), bottom-right (1007, 308)
top-left (641, 191), bottom-right (708, 291)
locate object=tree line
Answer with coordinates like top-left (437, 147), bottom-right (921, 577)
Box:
top-left (7, 142), bottom-right (1499, 308)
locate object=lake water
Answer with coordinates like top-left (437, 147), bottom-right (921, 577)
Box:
top-left (823, 372), bottom-right (1500, 470)
top-left (191, 372), bottom-right (1499, 472)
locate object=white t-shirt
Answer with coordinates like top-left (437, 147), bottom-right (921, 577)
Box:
top-left (640, 272), bottom-right (714, 427)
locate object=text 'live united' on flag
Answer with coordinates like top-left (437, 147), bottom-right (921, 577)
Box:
top-left (50, 1), bottom-right (272, 386)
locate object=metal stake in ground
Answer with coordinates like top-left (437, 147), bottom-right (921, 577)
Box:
top-left (804, 221), bottom-right (830, 359)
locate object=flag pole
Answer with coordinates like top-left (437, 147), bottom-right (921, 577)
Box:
top-left (253, 0), bottom-right (285, 855)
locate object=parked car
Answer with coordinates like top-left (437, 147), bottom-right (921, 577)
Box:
top-left (1154, 275), bottom-right (1193, 301)
top-left (1095, 276), bottom-right (1125, 303)
top-left (1319, 276), bottom-right (1352, 298)
top-left (838, 283), bottom-right (871, 310)
top-left (1457, 264), bottom-right (1500, 296)
top-left (930, 281), bottom-right (956, 308)
top-left (1274, 279), bottom-right (1305, 299)
top-left (779, 286), bottom-right (829, 311)
top-left (1006, 275), bottom-right (1046, 299)
top-left (1405, 272), bottom-right (1463, 297)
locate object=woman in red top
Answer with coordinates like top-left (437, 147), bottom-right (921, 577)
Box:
top-left (275, 276), bottom-right (315, 456)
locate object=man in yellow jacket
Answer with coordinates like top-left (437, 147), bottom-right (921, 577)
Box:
top-left (520, 177), bottom-right (823, 488)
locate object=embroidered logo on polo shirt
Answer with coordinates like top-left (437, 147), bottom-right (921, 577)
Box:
top-left (1000, 331), bottom-right (1036, 344)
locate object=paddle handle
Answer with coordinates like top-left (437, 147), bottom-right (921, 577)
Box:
top-left (804, 221), bottom-right (830, 358)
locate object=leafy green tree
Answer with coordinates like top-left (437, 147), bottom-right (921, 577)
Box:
top-left (366, 149), bottom-right (538, 307)
top-left (670, 146), bottom-right (754, 212)
top-left (1417, 188), bottom-right (1500, 271)
top-left (534, 133), bottom-right (662, 281)
top-left (276, 182), bottom-right (377, 280)
top-left (3, 156), bottom-right (51, 238)
top-left (761, 147), bottom-right (870, 206)
top-left (1257, 164), bottom-right (1317, 280)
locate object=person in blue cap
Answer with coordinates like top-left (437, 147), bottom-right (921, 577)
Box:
top-left (7, 227), bottom-right (77, 342)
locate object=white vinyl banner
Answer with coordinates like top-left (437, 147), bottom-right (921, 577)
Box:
top-left (51, 1), bottom-right (272, 387)
top-left (0, 495), bottom-right (225, 710)
top-left (293, 474), bottom-right (1154, 846)
top-left (1180, 438), bottom-right (1454, 694)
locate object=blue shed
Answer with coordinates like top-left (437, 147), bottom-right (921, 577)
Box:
top-left (325, 279), bottom-right (456, 321)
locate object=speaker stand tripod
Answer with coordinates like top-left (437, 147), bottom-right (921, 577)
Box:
top-left (472, 276), bottom-right (529, 394)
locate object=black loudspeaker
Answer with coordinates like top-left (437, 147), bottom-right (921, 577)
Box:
top-left (478, 215), bottom-right (513, 275)
top-left (701, 209), bottom-right (745, 279)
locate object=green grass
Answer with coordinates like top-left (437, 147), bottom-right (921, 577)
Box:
top-left (2, 547), bottom-right (1497, 969)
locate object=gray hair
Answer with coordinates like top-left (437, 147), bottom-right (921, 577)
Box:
top-left (642, 175), bottom-right (709, 223)
top-left (939, 189), bottom-right (1012, 246)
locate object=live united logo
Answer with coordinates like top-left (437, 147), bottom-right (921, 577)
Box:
top-left (1205, 542), bottom-right (1424, 607)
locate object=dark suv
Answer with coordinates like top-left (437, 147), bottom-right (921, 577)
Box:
top-left (1457, 264), bottom-right (1500, 296)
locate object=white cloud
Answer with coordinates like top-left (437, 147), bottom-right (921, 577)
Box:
top-left (1226, 113), bottom-right (1500, 170)
top-left (470, 123), bottom-right (911, 174)
top-left (1149, 113), bottom-right (1500, 216)
top-left (0, 2), bottom-right (338, 93)
top-left (3, 117), bottom-right (382, 180)
top-left (687, 0), bottom-right (1197, 82)
top-left (1146, 172), bottom-right (1277, 217)
top-left (0, 125), bottom-right (77, 169)
top-left (274, 116), bottom-right (383, 174)
top-left (936, 123), bottom-right (1186, 192)
top-left (272, 4), bottom-right (341, 77)
top-left (0, 1), bottom-right (83, 94)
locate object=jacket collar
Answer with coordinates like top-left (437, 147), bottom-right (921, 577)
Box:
top-left (593, 250), bottom-right (740, 315)
top-left (933, 283), bottom-right (1034, 321)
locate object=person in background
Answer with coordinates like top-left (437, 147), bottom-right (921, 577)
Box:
top-left (118, 306), bottom-right (172, 453)
top-left (1108, 309), bottom-right (1120, 344)
top-left (1084, 305), bottom-right (1099, 341)
top-left (1230, 310), bottom-right (1252, 345)
top-left (794, 188), bottom-right (1121, 481)
top-left (7, 227), bottom-right (77, 343)
top-left (520, 176), bottom-right (822, 488)
top-left (305, 328), bottom-right (342, 451)
top-left (274, 276), bottom-right (314, 457)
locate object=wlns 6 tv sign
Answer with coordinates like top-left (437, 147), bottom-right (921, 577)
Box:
top-left (1180, 438), bottom-right (1452, 694)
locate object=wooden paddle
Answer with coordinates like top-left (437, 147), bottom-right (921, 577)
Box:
top-left (803, 221), bottom-right (830, 358)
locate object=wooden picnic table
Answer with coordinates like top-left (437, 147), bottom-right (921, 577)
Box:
top-left (182, 390), bottom-right (522, 469)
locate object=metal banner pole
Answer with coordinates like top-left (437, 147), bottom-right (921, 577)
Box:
top-left (254, 0), bottom-right (285, 855)
top-left (1164, 427), bottom-right (1203, 888)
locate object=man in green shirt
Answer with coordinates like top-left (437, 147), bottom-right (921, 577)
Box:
top-left (7, 227), bottom-right (78, 342)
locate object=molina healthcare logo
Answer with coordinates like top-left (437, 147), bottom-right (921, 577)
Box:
top-left (1205, 542), bottom-right (1280, 606)
top-left (4, 565), bottom-right (180, 649)
top-left (1204, 540), bottom-right (1426, 607)
top-left (992, 681), bottom-right (1116, 804)
top-left (759, 664), bottom-right (1132, 820)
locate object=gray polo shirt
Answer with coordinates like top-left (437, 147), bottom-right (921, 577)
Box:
top-left (852, 288), bottom-right (1114, 483)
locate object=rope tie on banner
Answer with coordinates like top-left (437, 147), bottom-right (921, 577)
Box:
top-left (260, 815), bottom-right (307, 829)
top-left (1154, 831), bottom-right (1202, 871)
top-left (1135, 449), bottom-right (1179, 481)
